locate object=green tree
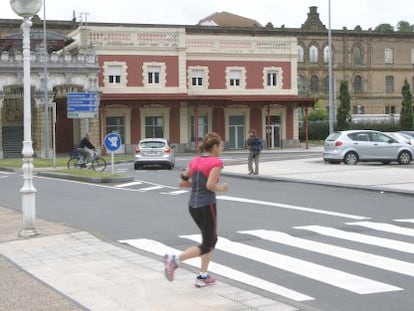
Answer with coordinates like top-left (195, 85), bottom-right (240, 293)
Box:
top-left (374, 23), bottom-right (395, 33)
top-left (400, 79), bottom-right (414, 130)
top-left (308, 101), bottom-right (328, 121)
top-left (337, 81), bottom-right (352, 130)
top-left (396, 21), bottom-right (414, 32)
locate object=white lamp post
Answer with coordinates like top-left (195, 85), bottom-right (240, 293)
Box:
top-left (10, 0), bottom-right (42, 237)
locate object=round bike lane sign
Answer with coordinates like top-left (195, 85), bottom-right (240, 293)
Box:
top-left (104, 132), bottom-right (122, 152)
top-left (104, 133), bottom-right (122, 174)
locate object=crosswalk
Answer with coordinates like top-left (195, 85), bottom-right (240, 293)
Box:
top-left (120, 219), bottom-right (414, 303)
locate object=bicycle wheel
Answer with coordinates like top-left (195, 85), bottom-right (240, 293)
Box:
top-left (92, 157), bottom-right (106, 172)
top-left (67, 157), bottom-right (78, 169)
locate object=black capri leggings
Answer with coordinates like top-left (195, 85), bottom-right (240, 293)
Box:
top-left (189, 204), bottom-right (217, 255)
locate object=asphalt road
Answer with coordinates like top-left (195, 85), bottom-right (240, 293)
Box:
top-left (1, 156), bottom-right (414, 311)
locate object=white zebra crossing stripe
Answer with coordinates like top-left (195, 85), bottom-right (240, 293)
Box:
top-left (137, 185), bottom-right (164, 192)
top-left (217, 195), bottom-right (369, 220)
top-left (394, 219), bottom-right (414, 224)
top-left (119, 238), bottom-right (313, 302)
top-left (347, 221), bottom-right (414, 237)
top-left (160, 190), bottom-right (188, 195)
top-left (294, 225), bottom-right (414, 254)
top-left (115, 181), bottom-right (143, 188)
top-left (180, 234), bottom-right (401, 294)
top-left (239, 229), bottom-right (414, 277)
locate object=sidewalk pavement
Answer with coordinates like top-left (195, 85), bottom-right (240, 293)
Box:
top-left (222, 146), bottom-right (414, 195)
top-left (0, 213), bottom-right (297, 310)
top-left (2, 146), bottom-right (414, 311)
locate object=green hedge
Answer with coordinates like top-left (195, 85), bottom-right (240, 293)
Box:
top-left (299, 120), bottom-right (403, 141)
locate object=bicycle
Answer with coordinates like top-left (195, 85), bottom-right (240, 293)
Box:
top-left (67, 149), bottom-right (107, 172)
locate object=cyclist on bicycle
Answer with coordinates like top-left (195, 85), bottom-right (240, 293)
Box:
top-left (77, 133), bottom-right (96, 166)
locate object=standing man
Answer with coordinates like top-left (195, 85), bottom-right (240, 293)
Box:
top-left (247, 129), bottom-right (262, 175)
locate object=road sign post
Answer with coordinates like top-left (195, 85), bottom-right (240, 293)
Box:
top-left (103, 132), bottom-right (122, 174)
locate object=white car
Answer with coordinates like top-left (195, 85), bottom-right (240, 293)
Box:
top-left (134, 138), bottom-right (175, 170)
top-left (323, 130), bottom-right (414, 165)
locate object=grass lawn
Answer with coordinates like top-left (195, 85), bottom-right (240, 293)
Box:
top-left (0, 155), bottom-right (133, 169)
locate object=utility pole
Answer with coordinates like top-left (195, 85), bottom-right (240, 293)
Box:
top-left (328, 0), bottom-right (334, 134)
top-left (43, 0), bottom-right (49, 157)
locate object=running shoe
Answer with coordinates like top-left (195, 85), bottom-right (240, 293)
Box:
top-left (164, 254), bottom-right (177, 281)
top-left (194, 274), bottom-right (216, 287)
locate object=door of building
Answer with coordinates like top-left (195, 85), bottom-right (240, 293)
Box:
top-left (229, 115), bottom-right (245, 149)
top-left (55, 99), bottom-right (74, 154)
top-left (266, 115), bottom-right (281, 148)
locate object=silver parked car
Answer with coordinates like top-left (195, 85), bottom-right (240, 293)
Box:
top-left (323, 130), bottom-right (414, 165)
top-left (134, 138), bottom-right (175, 170)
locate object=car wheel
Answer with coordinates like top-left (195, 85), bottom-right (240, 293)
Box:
top-left (398, 150), bottom-right (411, 165)
top-left (134, 163), bottom-right (140, 170)
top-left (343, 152), bottom-right (358, 165)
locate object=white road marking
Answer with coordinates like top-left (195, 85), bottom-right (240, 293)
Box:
top-left (347, 221), bottom-right (414, 237)
top-left (115, 181), bottom-right (143, 188)
top-left (119, 238), bottom-right (313, 302)
top-left (138, 185), bottom-right (164, 192)
top-left (394, 219), bottom-right (414, 224)
top-left (217, 195), bottom-right (369, 220)
top-left (0, 171), bottom-right (15, 175)
top-left (240, 229), bottom-right (414, 277)
top-left (180, 234), bottom-right (401, 294)
top-left (295, 225), bottom-right (414, 254)
top-left (0, 176), bottom-right (7, 179)
top-left (160, 190), bottom-right (188, 195)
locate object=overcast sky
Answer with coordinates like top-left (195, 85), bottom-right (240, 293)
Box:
top-left (2, 0), bottom-right (413, 31)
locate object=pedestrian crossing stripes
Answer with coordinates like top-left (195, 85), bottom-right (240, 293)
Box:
top-left (294, 225), bottom-right (414, 254)
top-left (119, 238), bottom-right (313, 302)
top-left (121, 222), bottom-right (414, 302)
top-left (394, 218), bottom-right (414, 224)
top-left (239, 229), bottom-right (414, 277)
top-left (180, 234), bottom-right (400, 294)
top-left (347, 221), bottom-right (414, 237)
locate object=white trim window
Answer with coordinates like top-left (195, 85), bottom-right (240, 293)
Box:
top-left (143, 62), bottom-right (166, 87)
top-left (385, 48), bottom-right (393, 64)
top-left (263, 67), bottom-right (283, 89)
top-left (188, 66), bottom-right (209, 89)
top-left (191, 69), bottom-right (204, 86)
top-left (103, 62), bottom-right (127, 87)
top-left (226, 67), bottom-right (246, 88)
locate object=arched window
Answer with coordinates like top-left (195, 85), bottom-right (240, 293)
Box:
top-left (298, 75), bottom-right (306, 95)
top-left (323, 46), bottom-right (330, 63)
top-left (297, 46), bottom-right (304, 63)
top-left (354, 75), bottom-right (363, 93)
top-left (309, 45), bottom-right (318, 63)
top-left (310, 75), bottom-right (319, 94)
top-left (324, 76), bottom-right (330, 94)
top-left (353, 46), bottom-right (363, 65)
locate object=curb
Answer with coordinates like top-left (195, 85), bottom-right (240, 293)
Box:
top-left (36, 172), bottom-right (134, 184)
top-left (221, 171), bottom-right (414, 197)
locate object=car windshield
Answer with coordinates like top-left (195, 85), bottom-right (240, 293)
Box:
top-left (140, 141), bottom-right (166, 148)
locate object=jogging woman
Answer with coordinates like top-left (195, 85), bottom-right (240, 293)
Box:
top-left (164, 132), bottom-right (229, 287)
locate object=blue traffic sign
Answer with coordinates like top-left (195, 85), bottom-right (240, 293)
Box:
top-left (67, 92), bottom-right (99, 119)
top-left (104, 132), bottom-right (122, 152)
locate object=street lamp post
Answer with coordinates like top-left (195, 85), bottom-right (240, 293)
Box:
top-left (328, 0), bottom-right (334, 134)
top-left (10, 0), bottom-right (43, 237)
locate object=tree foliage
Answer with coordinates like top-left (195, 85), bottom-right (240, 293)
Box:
top-left (308, 101), bottom-right (328, 121)
top-left (396, 21), bottom-right (414, 32)
top-left (400, 79), bottom-right (414, 130)
top-left (374, 23), bottom-right (395, 33)
top-left (336, 81), bottom-right (352, 130)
